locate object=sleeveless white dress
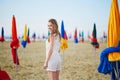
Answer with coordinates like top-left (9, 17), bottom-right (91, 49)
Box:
top-left (46, 34), bottom-right (61, 71)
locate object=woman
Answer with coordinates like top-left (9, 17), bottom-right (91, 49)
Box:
top-left (43, 19), bottom-right (61, 80)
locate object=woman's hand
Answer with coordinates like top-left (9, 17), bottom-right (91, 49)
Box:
top-left (58, 49), bottom-right (60, 53)
top-left (43, 62), bottom-right (48, 69)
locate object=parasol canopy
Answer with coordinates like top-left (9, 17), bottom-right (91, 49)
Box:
top-left (60, 20), bottom-right (68, 50)
top-left (107, 0), bottom-right (120, 61)
top-left (21, 24), bottom-right (27, 48)
top-left (0, 27), bottom-right (4, 42)
top-left (10, 15), bottom-right (20, 65)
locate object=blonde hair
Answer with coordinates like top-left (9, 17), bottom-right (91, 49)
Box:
top-left (48, 19), bottom-right (61, 41)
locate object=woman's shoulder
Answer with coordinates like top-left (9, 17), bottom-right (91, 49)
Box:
top-left (50, 33), bottom-right (60, 40)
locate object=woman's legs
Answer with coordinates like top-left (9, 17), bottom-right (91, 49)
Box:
top-left (48, 70), bottom-right (60, 80)
top-left (48, 71), bottom-right (56, 80)
top-left (56, 70), bottom-right (60, 80)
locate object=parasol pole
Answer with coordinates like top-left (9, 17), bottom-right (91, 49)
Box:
top-left (20, 47), bottom-right (26, 59)
top-left (110, 72), bottom-right (113, 80)
top-left (74, 43), bottom-right (76, 54)
top-left (94, 47), bottom-right (96, 59)
top-left (61, 50), bottom-right (64, 80)
top-left (115, 61), bottom-right (119, 79)
top-left (110, 61), bottom-right (119, 80)
top-left (15, 49), bottom-right (18, 72)
top-left (2, 42), bottom-right (3, 51)
top-left (93, 45), bottom-right (96, 60)
top-left (110, 69), bottom-right (119, 80)
top-left (61, 51), bottom-right (64, 65)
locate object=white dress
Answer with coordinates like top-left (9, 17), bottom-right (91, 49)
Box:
top-left (46, 34), bottom-right (61, 71)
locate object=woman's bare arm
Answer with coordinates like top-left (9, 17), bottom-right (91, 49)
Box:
top-left (45, 34), bottom-right (54, 64)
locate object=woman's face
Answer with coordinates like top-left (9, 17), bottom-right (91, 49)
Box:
top-left (48, 22), bottom-right (54, 33)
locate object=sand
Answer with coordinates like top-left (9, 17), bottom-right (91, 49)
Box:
top-left (0, 41), bottom-right (110, 80)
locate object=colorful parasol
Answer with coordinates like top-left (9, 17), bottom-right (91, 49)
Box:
top-left (0, 69), bottom-right (10, 80)
top-left (32, 32), bottom-right (36, 42)
top-left (27, 28), bottom-right (30, 43)
top-left (74, 28), bottom-right (78, 43)
top-left (81, 31), bottom-right (84, 42)
top-left (98, 0), bottom-right (120, 79)
top-left (10, 15), bottom-right (20, 66)
top-left (0, 27), bottom-right (5, 42)
top-left (60, 20), bottom-right (68, 51)
top-left (48, 30), bottom-right (50, 37)
top-left (91, 23), bottom-right (99, 48)
top-left (21, 24), bottom-right (27, 48)
top-left (107, 0), bottom-right (120, 61)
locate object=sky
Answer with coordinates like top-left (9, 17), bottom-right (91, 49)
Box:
top-left (0, 0), bottom-right (120, 39)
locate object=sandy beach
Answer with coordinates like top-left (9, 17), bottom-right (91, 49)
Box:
top-left (0, 41), bottom-right (110, 80)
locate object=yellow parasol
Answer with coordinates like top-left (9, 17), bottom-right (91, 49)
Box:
top-left (108, 0), bottom-right (120, 61)
top-left (21, 24), bottom-right (27, 48)
top-left (23, 24), bottom-right (27, 41)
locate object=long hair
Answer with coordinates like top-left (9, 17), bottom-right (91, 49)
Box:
top-left (48, 19), bottom-right (61, 41)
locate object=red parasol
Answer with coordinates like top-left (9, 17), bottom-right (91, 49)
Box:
top-left (10, 15), bottom-right (20, 65)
